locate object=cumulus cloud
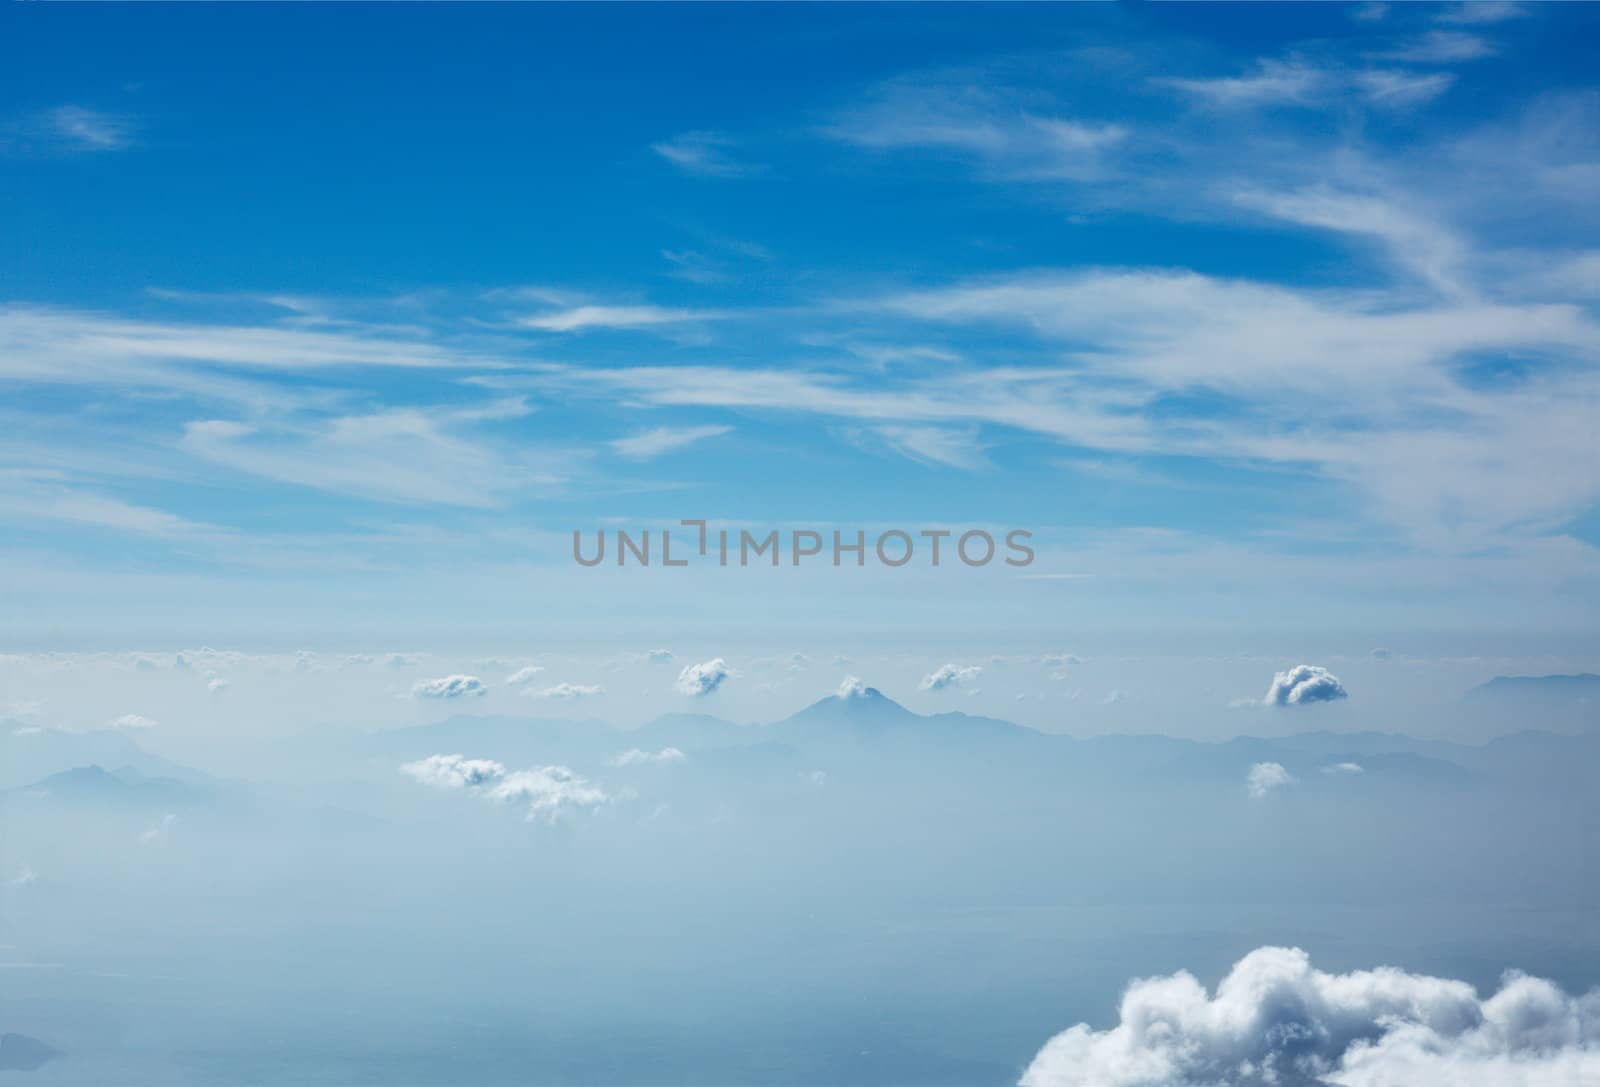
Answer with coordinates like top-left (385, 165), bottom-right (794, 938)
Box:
top-left (1021, 945), bottom-right (1600, 1087)
top-left (1265, 664), bottom-right (1349, 706)
top-left (401, 754), bottom-right (608, 821)
top-left (920, 663), bottom-right (982, 691)
top-left (837, 675), bottom-right (870, 698)
top-left (110, 713), bottom-right (157, 730)
top-left (611, 747), bottom-right (686, 767)
top-left (1247, 761), bottom-right (1297, 799)
top-left (206, 676), bottom-right (230, 694)
top-left (676, 658), bottom-right (730, 697)
top-left (647, 648), bottom-right (675, 663)
top-left (1371, 647), bottom-right (1393, 660)
top-left (411, 674), bottom-right (487, 700)
top-left (504, 664), bottom-right (545, 686)
top-left (525, 682), bottom-right (604, 700)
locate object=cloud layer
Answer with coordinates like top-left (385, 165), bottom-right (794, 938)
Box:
top-left (1022, 946), bottom-right (1600, 1087)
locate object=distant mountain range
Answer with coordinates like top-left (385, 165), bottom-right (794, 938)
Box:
top-left (1467, 672), bottom-right (1600, 701)
top-left (12, 683), bottom-right (1597, 809)
top-left (0, 722), bottom-right (209, 791)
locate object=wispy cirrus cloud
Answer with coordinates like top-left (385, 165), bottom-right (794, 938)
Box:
top-left (4, 106), bottom-right (136, 154)
top-left (828, 79), bottom-right (1126, 181)
top-left (651, 131), bottom-right (763, 178)
top-left (610, 424), bottom-right (732, 460)
top-left (516, 304), bottom-right (726, 334)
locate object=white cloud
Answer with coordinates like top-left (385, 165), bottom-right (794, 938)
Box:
top-left (1163, 60), bottom-right (1452, 111)
top-left (401, 754), bottom-right (608, 821)
top-left (837, 675), bottom-right (870, 698)
top-left (829, 80), bottom-right (1126, 181)
top-left (181, 401), bottom-right (541, 508)
top-left (411, 674), bottom-right (487, 700)
top-left (647, 649), bottom-right (675, 663)
top-left (1437, 1), bottom-right (1528, 24)
top-left (1164, 59), bottom-right (1331, 108)
top-left (611, 747), bottom-right (686, 767)
top-left (38, 106), bottom-right (135, 152)
top-left (1021, 946), bottom-right (1600, 1087)
top-left (401, 753), bottom-right (507, 789)
top-left (1370, 31), bottom-right (1497, 64)
top-left (920, 663), bottom-right (981, 691)
top-left (525, 682), bottom-right (604, 700)
top-left (1265, 664), bottom-right (1350, 706)
top-left (206, 677), bottom-right (230, 694)
top-left (610, 424), bottom-right (732, 460)
top-left (651, 131), bottom-right (761, 178)
top-left (504, 665), bottom-right (545, 687)
top-left (140, 813), bottom-right (177, 846)
top-left (1324, 761), bottom-right (1366, 775)
top-left (676, 658), bottom-right (730, 697)
top-left (517, 304), bottom-right (723, 333)
top-left (1247, 761), bottom-right (1297, 799)
top-left (110, 713), bottom-right (157, 730)
top-left (1371, 647), bottom-right (1393, 660)
top-left (875, 425), bottom-right (987, 469)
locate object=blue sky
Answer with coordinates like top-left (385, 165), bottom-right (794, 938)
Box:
top-left (2, 2), bottom-right (1598, 654)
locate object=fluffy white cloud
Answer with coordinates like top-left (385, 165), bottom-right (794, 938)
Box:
top-left (676, 658), bottom-right (730, 697)
top-left (837, 675), bottom-right (870, 698)
top-left (110, 713), bottom-right (157, 730)
top-left (401, 754), bottom-right (507, 789)
top-left (920, 663), bottom-right (982, 691)
top-left (611, 747), bottom-right (686, 767)
top-left (525, 682), bottom-right (604, 700)
top-left (401, 754), bottom-right (607, 820)
top-left (1021, 946), bottom-right (1600, 1087)
top-left (1266, 665), bottom-right (1349, 706)
top-left (1247, 761), bottom-right (1296, 799)
top-left (411, 674), bottom-right (487, 700)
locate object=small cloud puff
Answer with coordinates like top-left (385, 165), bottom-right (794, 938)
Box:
top-left (140, 813), bottom-right (177, 845)
top-left (676, 658), bottom-right (730, 697)
top-left (1247, 761), bottom-right (1296, 799)
top-left (1371, 647), bottom-right (1393, 660)
top-left (525, 683), bottom-right (604, 700)
top-left (1021, 945), bottom-right (1600, 1087)
top-left (401, 753), bottom-right (608, 821)
top-left (837, 675), bottom-right (870, 698)
top-left (612, 747), bottom-right (686, 767)
top-left (1323, 761), bottom-right (1366, 775)
top-left (504, 665), bottom-right (546, 686)
top-left (1265, 664), bottom-right (1348, 706)
top-left (111, 713), bottom-right (157, 730)
top-left (412, 674), bottom-right (487, 700)
top-left (920, 663), bottom-right (981, 691)
top-left (647, 649), bottom-right (675, 663)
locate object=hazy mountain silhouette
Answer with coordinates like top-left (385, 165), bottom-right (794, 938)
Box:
top-left (0, 1033), bottom-right (59, 1072)
top-left (0, 724), bottom-right (208, 790)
